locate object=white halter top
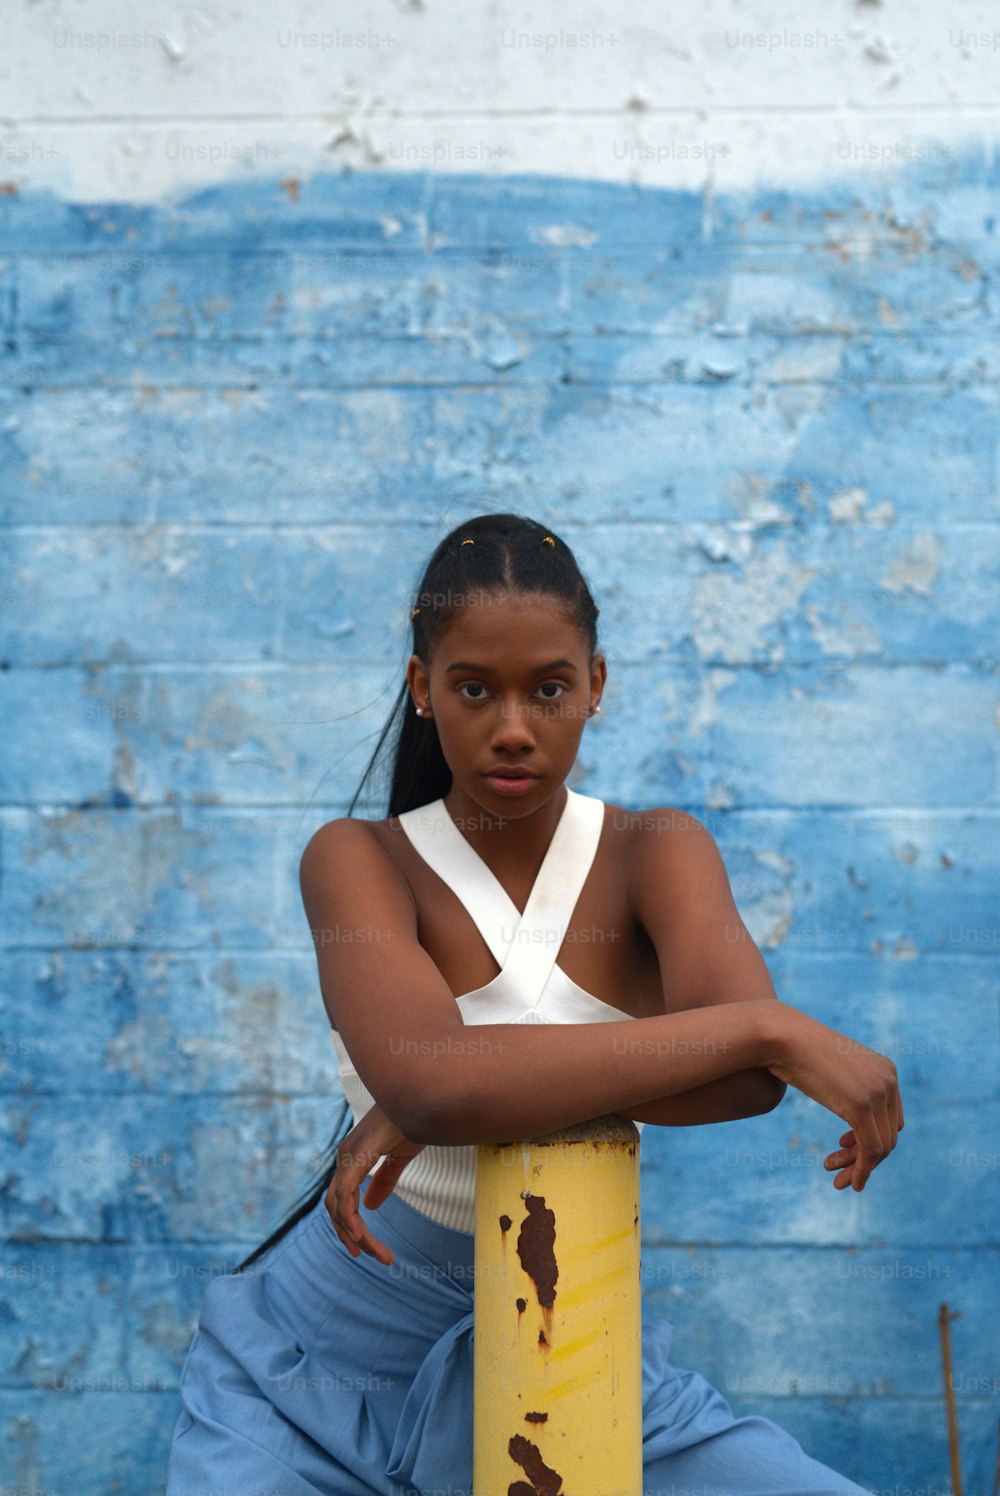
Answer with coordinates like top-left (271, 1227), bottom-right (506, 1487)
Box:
top-left (328, 786), bottom-right (644, 1233)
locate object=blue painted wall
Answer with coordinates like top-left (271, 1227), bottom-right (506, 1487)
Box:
top-left (1, 160), bottom-right (997, 1493)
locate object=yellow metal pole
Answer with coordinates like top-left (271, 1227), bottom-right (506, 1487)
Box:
top-left (473, 1114), bottom-right (642, 1496)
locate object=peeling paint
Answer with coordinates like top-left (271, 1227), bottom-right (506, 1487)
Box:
top-left (507, 1432), bottom-right (562, 1495)
top-left (881, 531), bottom-right (944, 597)
top-left (690, 543), bottom-right (818, 663)
top-left (515, 1196), bottom-right (558, 1312)
top-left (804, 603), bottom-right (883, 658)
top-left (686, 523), bottom-right (753, 565)
top-left (827, 487), bottom-right (868, 525)
top-left (532, 223), bottom-right (598, 248)
top-left (687, 667), bottom-right (738, 738)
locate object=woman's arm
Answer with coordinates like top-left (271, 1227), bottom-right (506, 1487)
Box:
top-left (301, 818), bottom-right (781, 1146)
top-left (613, 1067), bottom-right (787, 1126)
top-left (620, 808), bottom-right (790, 1126)
top-left (303, 818), bottom-right (901, 1191)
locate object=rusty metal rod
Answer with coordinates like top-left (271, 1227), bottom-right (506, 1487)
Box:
top-left (938, 1301), bottom-right (963, 1496)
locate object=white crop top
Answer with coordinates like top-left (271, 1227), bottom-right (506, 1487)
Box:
top-left (329, 786), bottom-right (645, 1234)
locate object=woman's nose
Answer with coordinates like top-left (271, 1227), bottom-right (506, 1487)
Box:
top-left (489, 699), bottom-right (538, 744)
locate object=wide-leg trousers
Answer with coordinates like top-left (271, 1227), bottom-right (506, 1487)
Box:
top-left (166, 1187), bottom-right (874, 1496)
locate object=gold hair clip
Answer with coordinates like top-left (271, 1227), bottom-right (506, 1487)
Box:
top-left (460, 537), bottom-right (476, 546)
top-left (411, 606), bottom-right (421, 617)
top-left (541, 535), bottom-right (555, 545)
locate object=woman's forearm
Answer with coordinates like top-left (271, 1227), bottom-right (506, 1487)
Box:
top-left (613, 1067), bottom-right (787, 1127)
top-left (402, 998), bottom-right (782, 1145)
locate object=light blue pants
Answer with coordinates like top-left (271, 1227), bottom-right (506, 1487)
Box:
top-left (166, 1187), bottom-right (874, 1496)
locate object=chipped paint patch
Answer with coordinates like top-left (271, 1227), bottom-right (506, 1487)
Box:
top-left (531, 223), bottom-right (597, 247)
top-left (881, 531), bottom-right (944, 596)
top-left (690, 543), bottom-right (818, 663)
top-left (687, 667), bottom-right (738, 738)
top-left (685, 523), bottom-right (754, 565)
top-left (804, 603), bottom-right (884, 658)
top-left (828, 488), bottom-right (897, 528)
top-left (515, 1196), bottom-right (558, 1311)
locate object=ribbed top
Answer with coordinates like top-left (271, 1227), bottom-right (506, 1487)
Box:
top-left (329, 788), bottom-right (644, 1234)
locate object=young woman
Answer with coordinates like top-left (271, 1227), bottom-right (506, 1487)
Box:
top-left (166, 512), bottom-right (902, 1496)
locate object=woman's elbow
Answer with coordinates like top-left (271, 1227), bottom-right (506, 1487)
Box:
top-left (758, 1072), bottom-right (787, 1113)
top-left (394, 1078), bottom-right (471, 1145)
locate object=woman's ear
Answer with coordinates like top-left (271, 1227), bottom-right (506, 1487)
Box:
top-left (406, 653), bottom-right (428, 711)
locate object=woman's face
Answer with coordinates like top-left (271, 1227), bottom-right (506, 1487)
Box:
top-left (407, 590), bottom-right (606, 816)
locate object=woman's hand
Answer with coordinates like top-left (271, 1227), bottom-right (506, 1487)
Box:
top-left (764, 1004), bottom-right (904, 1192)
top-left (823, 1128), bottom-right (876, 1190)
top-left (325, 1103), bottom-right (426, 1266)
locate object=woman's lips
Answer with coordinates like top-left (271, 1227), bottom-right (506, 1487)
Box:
top-left (483, 773), bottom-right (540, 796)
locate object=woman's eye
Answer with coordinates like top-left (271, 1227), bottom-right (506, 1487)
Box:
top-left (457, 682), bottom-right (568, 702)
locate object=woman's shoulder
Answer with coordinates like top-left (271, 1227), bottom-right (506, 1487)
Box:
top-left (601, 799), bottom-right (720, 897)
top-left (605, 800), bottom-right (713, 841)
top-left (601, 801), bottom-right (709, 849)
top-left (298, 813), bottom-right (405, 883)
top-left (298, 814), bottom-right (419, 918)
top-left (302, 812), bottom-right (416, 868)
top-left (300, 812), bottom-right (380, 855)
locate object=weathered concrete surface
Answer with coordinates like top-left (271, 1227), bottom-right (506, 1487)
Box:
top-left (1, 154), bottom-right (997, 1493)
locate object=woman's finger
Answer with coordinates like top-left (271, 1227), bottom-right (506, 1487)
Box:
top-left (328, 1145), bottom-right (404, 1260)
top-left (868, 1091), bottom-right (894, 1169)
top-left (327, 1172), bottom-right (393, 1262)
top-left (849, 1109), bottom-right (885, 1191)
top-left (334, 1213), bottom-right (395, 1266)
top-left (882, 1090), bottom-right (898, 1155)
top-left (333, 1133), bottom-right (388, 1228)
top-left (322, 1105), bottom-right (417, 1263)
top-left (825, 1128), bottom-right (858, 1166)
top-left (362, 1153), bottom-right (415, 1211)
top-left (331, 1161), bottom-right (374, 1240)
top-left (327, 1173), bottom-right (358, 1235)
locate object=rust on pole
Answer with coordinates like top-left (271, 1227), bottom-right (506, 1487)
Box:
top-left (473, 1113), bottom-right (642, 1496)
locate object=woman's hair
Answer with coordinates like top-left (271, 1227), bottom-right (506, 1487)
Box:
top-left (232, 511), bottom-right (601, 1272)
